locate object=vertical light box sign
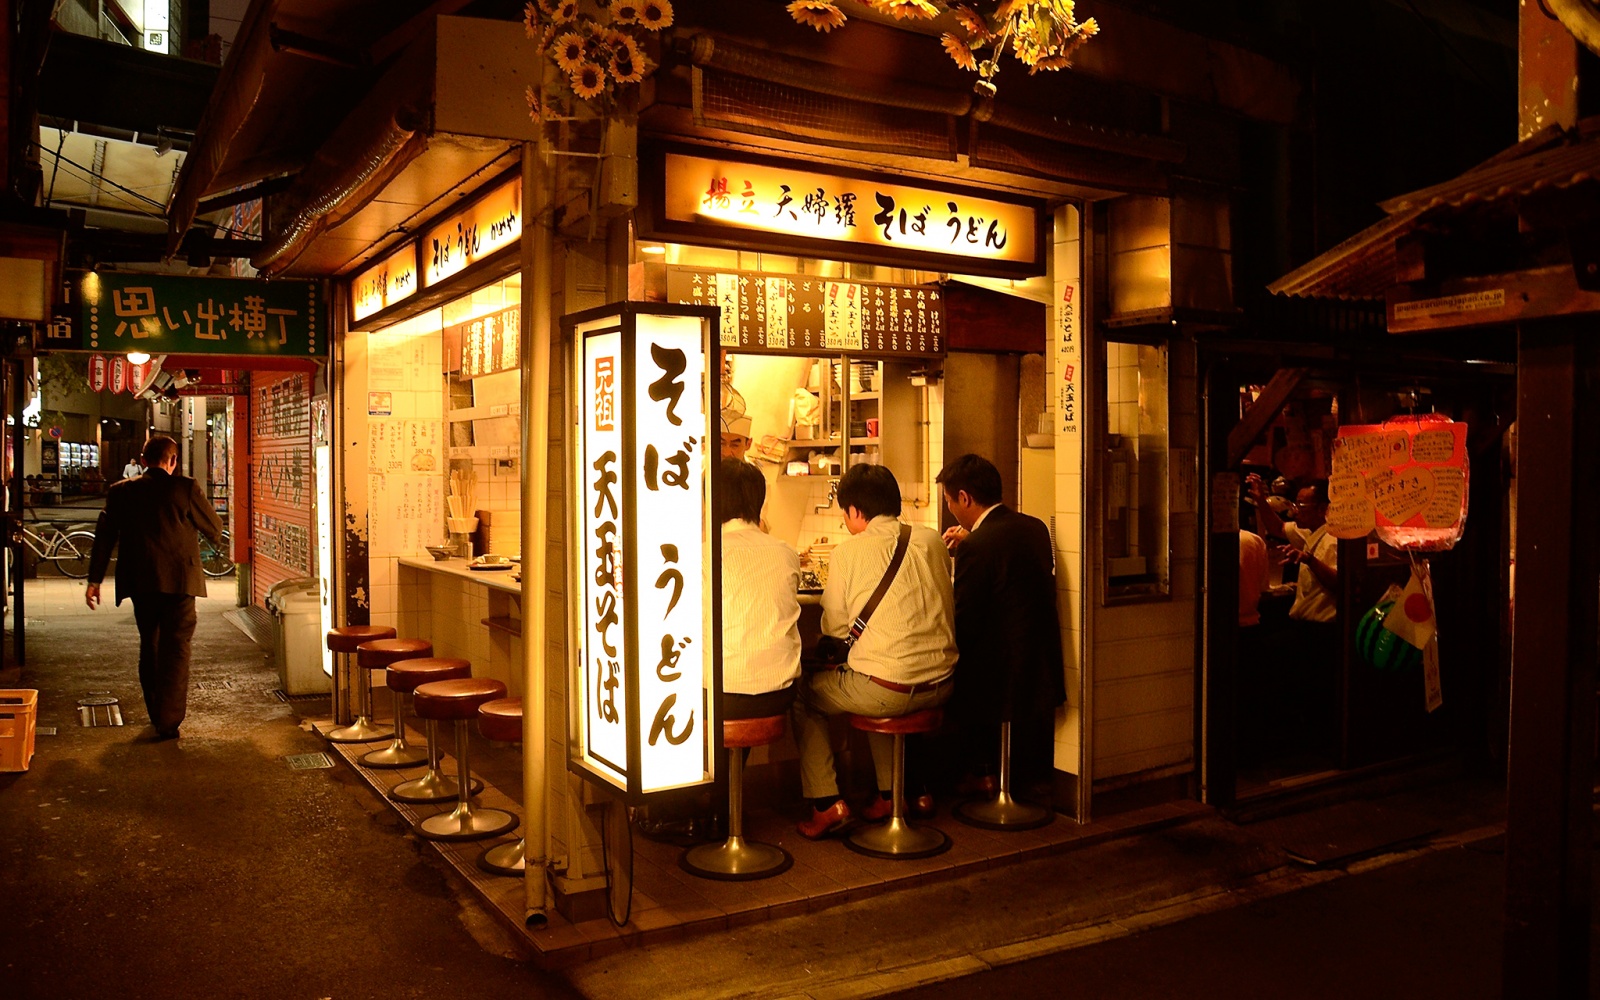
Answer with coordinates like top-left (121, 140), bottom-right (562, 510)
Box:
top-left (580, 328), bottom-right (628, 784)
top-left (631, 315), bottom-right (707, 793)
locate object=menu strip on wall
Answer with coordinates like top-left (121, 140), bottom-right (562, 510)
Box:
top-left (665, 267), bottom-right (945, 358)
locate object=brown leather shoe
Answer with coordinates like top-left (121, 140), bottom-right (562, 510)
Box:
top-left (797, 799), bottom-right (852, 839)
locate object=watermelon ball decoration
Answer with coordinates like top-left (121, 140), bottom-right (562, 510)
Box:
top-left (1357, 601), bottom-right (1423, 672)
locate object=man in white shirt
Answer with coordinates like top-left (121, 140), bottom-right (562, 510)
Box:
top-left (794, 465), bottom-right (957, 838)
top-left (718, 459), bottom-right (801, 718)
top-left (122, 457), bottom-right (143, 482)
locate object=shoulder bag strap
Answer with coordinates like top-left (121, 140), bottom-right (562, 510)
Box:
top-left (847, 523), bottom-right (912, 645)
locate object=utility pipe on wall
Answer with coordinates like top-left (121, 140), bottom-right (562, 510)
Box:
top-left (520, 134), bottom-right (555, 925)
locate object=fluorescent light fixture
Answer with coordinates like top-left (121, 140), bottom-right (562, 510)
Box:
top-left (639, 244), bottom-right (667, 255)
top-left (127, 351), bottom-right (151, 365)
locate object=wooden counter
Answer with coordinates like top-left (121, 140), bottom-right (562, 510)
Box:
top-left (396, 556), bottom-right (523, 694)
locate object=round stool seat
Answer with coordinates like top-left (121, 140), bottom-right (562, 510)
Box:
top-left (724, 714), bottom-right (785, 748)
top-left (327, 625), bottom-right (396, 653)
top-left (847, 708), bottom-right (943, 736)
top-left (356, 638), bottom-right (433, 669)
top-left (387, 657), bottom-right (471, 693)
top-left (478, 698), bottom-right (523, 743)
top-left (415, 678), bottom-right (507, 720)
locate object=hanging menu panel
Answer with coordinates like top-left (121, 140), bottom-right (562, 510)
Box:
top-left (666, 267), bottom-right (944, 358)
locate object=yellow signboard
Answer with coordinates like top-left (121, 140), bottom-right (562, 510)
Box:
top-left (656, 149), bottom-right (1043, 277)
top-left (351, 242), bottom-right (419, 324)
top-left (422, 176), bottom-right (522, 287)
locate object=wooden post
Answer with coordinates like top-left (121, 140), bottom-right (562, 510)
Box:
top-left (1204, 359), bottom-right (1238, 809)
top-left (1503, 322), bottom-right (1598, 999)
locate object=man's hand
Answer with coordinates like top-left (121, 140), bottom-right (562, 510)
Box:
top-left (942, 525), bottom-right (969, 551)
top-left (85, 583), bottom-right (100, 610)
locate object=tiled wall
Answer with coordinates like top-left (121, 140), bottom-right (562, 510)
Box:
top-left (1050, 205), bottom-right (1086, 776)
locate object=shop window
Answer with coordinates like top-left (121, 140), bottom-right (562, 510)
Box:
top-left (1103, 339), bottom-right (1169, 601)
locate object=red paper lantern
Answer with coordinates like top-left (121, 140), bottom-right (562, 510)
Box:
top-left (87, 354), bottom-right (107, 392)
top-left (109, 356), bottom-right (127, 394)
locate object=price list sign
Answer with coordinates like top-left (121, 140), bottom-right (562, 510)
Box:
top-left (666, 267), bottom-right (945, 358)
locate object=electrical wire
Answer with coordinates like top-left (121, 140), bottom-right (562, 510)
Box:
top-left (599, 799), bottom-right (634, 928)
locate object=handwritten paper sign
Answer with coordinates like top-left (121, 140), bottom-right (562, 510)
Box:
top-left (1327, 418), bottom-right (1469, 550)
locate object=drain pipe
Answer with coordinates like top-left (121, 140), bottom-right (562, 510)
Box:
top-left (520, 133), bottom-right (555, 926)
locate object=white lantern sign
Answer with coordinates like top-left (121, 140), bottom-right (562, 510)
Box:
top-left (566, 302), bottom-right (719, 800)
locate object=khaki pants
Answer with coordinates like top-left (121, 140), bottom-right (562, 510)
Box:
top-left (792, 667), bottom-right (951, 799)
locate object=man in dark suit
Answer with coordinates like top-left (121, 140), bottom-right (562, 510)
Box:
top-left (86, 435), bottom-right (225, 739)
top-left (937, 453), bottom-right (1066, 795)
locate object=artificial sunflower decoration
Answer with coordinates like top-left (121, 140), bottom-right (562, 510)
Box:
top-left (638, 0), bottom-right (674, 30)
top-left (525, 0), bottom-right (674, 109)
top-left (784, 0), bottom-right (1099, 95)
top-left (787, 0), bottom-right (848, 32)
top-left (873, 0), bottom-right (940, 20)
top-left (553, 30), bottom-right (586, 73)
top-left (525, 85), bottom-right (543, 123)
top-left (571, 61), bottom-right (607, 99)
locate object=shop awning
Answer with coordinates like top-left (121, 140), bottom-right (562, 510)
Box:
top-left (1268, 119), bottom-right (1600, 301)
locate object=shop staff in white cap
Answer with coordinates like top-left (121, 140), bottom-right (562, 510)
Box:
top-left (721, 408), bottom-right (753, 462)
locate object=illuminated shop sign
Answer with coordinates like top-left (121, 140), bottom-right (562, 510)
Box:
top-left (567, 302), bottom-right (719, 800)
top-left (650, 147), bottom-right (1045, 278)
top-left (451, 304), bottom-right (520, 379)
top-left (67, 271), bottom-right (323, 357)
top-left (352, 243), bottom-right (419, 324)
top-left (665, 266), bottom-right (945, 358)
top-left (423, 176), bottom-right (522, 287)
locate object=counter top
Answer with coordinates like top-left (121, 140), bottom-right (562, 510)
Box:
top-left (398, 556), bottom-right (523, 594)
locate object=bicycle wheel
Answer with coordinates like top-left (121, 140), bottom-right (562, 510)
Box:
top-left (200, 532), bottom-right (234, 578)
top-left (52, 530), bottom-right (96, 579)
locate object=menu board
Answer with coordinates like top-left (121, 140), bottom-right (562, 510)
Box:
top-left (451, 304), bottom-right (520, 379)
top-left (665, 266), bottom-right (944, 358)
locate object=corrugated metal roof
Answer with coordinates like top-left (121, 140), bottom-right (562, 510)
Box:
top-left (1269, 118), bottom-right (1600, 300)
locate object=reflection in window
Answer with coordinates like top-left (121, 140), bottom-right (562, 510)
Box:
top-left (1104, 341), bottom-right (1169, 600)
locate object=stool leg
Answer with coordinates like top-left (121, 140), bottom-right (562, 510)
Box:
top-left (480, 837), bottom-right (527, 876)
top-left (330, 649), bottom-right (350, 727)
top-left (418, 719), bottom-right (517, 841)
top-left (361, 688), bottom-right (428, 768)
top-left (327, 655), bottom-right (391, 743)
top-left (681, 747), bottom-right (791, 881)
top-left (391, 719), bottom-right (481, 803)
top-left (955, 720), bottom-right (1053, 831)
top-left (846, 733), bottom-right (949, 859)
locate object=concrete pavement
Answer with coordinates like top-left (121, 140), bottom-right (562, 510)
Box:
top-left (0, 574), bottom-right (1538, 1000)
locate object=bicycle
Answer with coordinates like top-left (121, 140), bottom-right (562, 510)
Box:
top-left (199, 530), bottom-right (234, 578)
top-left (10, 516), bottom-right (97, 579)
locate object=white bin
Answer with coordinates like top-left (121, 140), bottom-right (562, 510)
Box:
top-left (269, 581), bottom-right (329, 695)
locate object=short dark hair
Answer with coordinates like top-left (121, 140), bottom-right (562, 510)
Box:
top-left (936, 453), bottom-right (1002, 507)
top-left (142, 435), bottom-right (177, 466)
top-left (717, 458), bottom-right (765, 524)
top-left (836, 464), bottom-right (901, 519)
top-left (1297, 479), bottom-right (1330, 506)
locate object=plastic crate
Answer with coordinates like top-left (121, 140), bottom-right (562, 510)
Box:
top-left (0, 689), bottom-right (38, 772)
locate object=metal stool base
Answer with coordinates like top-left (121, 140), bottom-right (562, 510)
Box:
top-left (419, 805), bottom-right (518, 842)
top-left (955, 792), bottom-right (1054, 831)
top-left (846, 817), bottom-right (950, 860)
top-left (681, 836), bottom-right (793, 881)
top-left (478, 838), bottom-right (527, 877)
top-left (360, 743), bottom-right (429, 769)
top-left (390, 771), bottom-right (482, 803)
top-left (326, 717), bottom-right (393, 744)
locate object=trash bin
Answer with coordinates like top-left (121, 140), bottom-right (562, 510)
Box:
top-left (266, 578), bottom-right (328, 695)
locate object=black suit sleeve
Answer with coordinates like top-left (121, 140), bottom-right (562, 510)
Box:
top-left (188, 479), bottom-right (224, 545)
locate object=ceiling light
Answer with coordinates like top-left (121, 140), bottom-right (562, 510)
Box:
top-left (127, 351), bottom-right (150, 365)
top-left (640, 244), bottom-right (667, 256)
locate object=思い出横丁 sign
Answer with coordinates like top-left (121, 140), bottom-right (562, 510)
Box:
top-left (67, 271), bottom-right (324, 358)
top-left (650, 147), bottom-right (1045, 279)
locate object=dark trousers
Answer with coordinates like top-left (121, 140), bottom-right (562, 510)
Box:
top-left (131, 592), bottom-right (197, 734)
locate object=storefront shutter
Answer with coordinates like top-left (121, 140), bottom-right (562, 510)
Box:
top-left (248, 371), bottom-right (314, 606)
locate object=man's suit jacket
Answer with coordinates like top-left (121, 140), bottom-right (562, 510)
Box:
top-left (952, 504), bottom-right (1067, 724)
top-left (88, 469), bottom-right (225, 605)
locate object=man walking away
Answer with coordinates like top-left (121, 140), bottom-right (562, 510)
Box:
top-left (86, 435), bottom-right (225, 739)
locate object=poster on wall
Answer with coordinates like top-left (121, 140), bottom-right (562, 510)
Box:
top-left (1326, 416), bottom-right (1469, 551)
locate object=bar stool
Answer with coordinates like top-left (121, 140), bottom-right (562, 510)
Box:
top-left (362, 655), bottom-right (465, 770)
top-left (844, 709), bottom-right (950, 860)
top-left (681, 714), bottom-right (793, 881)
top-left (954, 716), bottom-right (1053, 832)
top-left (390, 659), bottom-right (482, 804)
top-left (325, 625), bottom-right (397, 743)
top-left (476, 697), bottom-right (525, 876)
top-left (412, 678), bottom-right (517, 841)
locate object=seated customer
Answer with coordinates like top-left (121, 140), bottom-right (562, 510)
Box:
top-left (719, 459), bottom-right (801, 718)
top-left (793, 464), bottom-right (957, 838)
